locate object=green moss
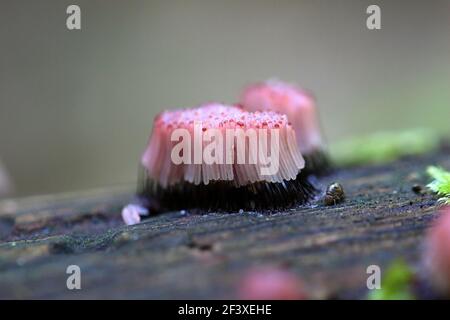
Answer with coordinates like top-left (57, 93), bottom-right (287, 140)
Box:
top-left (330, 128), bottom-right (440, 167)
top-left (427, 166), bottom-right (450, 204)
top-left (368, 259), bottom-right (415, 300)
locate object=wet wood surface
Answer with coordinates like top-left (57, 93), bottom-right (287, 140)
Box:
top-left (0, 149), bottom-right (449, 299)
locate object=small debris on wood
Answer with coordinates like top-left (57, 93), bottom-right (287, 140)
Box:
top-left (412, 184), bottom-right (423, 195)
top-left (187, 240), bottom-right (214, 252)
top-left (323, 182), bottom-right (345, 206)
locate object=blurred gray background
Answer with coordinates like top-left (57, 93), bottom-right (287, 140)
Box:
top-left (1, 0), bottom-right (449, 197)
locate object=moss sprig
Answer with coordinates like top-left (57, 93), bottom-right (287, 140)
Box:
top-left (368, 259), bottom-right (415, 300)
top-left (330, 128), bottom-right (440, 167)
top-left (427, 166), bottom-right (450, 205)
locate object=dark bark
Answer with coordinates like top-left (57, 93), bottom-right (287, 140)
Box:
top-left (0, 149), bottom-right (448, 299)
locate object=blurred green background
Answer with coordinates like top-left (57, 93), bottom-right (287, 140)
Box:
top-left (0, 0), bottom-right (449, 197)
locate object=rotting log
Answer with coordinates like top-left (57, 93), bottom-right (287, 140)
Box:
top-left (0, 149), bottom-right (449, 299)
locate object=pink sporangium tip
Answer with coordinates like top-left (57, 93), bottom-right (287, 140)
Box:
top-left (121, 204), bottom-right (149, 225)
top-left (240, 79), bottom-right (324, 155)
top-left (423, 206), bottom-right (450, 296)
top-left (238, 267), bottom-right (307, 300)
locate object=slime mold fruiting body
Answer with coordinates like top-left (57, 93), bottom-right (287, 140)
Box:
top-left (423, 207), bottom-right (450, 296)
top-left (238, 267), bottom-right (307, 300)
top-left (122, 103), bottom-right (316, 224)
top-left (240, 80), bottom-right (329, 174)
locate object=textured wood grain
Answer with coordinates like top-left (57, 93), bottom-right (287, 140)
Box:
top-left (0, 150), bottom-right (449, 299)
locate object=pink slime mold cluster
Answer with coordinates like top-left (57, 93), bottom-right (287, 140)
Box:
top-left (141, 103), bottom-right (305, 188)
top-left (240, 79), bottom-right (324, 155)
